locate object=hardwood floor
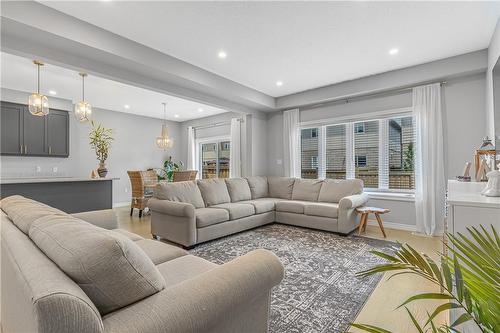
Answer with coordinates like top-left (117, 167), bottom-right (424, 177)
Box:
top-left (116, 206), bottom-right (447, 332)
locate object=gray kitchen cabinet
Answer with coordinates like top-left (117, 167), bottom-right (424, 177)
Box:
top-left (47, 110), bottom-right (69, 157)
top-left (0, 102), bottom-right (24, 155)
top-left (1, 101), bottom-right (69, 157)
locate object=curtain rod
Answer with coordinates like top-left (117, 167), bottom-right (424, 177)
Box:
top-left (302, 81), bottom-right (447, 110)
top-left (191, 118), bottom-right (243, 131)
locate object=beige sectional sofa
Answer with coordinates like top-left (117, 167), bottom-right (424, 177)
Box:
top-left (150, 176), bottom-right (369, 247)
top-left (1, 196), bottom-right (284, 333)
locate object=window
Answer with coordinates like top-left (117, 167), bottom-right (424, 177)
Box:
top-left (325, 124), bottom-right (346, 179)
top-left (354, 123), bottom-right (365, 134)
top-left (199, 139), bottom-right (230, 179)
top-left (299, 111), bottom-right (415, 192)
top-left (301, 128), bottom-right (319, 179)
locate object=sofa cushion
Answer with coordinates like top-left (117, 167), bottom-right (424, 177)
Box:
top-left (292, 179), bottom-right (323, 201)
top-left (156, 255), bottom-right (217, 287)
top-left (239, 198), bottom-right (285, 214)
top-left (304, 202), bottom-right (339, 218)
top-left (0, 195), bottom-right (66, 234)
top-left (154, 181), bottom-right (205, 208)
top-left (275, 200), bottom-right (307, 214)
top-left (197, 179), bottom-right (231, 206)
top-left (112, 229), bottom-right (144, 241)
top-left (318, 179), bottom-right (364, 203)
top-left (134, 239), bottom-right (188, 265)
top-left (211, 203), bottom-right (256, 220)
top-left (195, 208), bottom-right (230, 228)
top-left (29, 215), bottom-right (166, 315)
top-left (268, 177), bottom-right (295, 199)
top-left (225, 178), bottom-right (252, 202)
top-left (246, 176), bottom-right (269, 199)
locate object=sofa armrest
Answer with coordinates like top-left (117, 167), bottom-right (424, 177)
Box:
top-left (103, 249), bottom-right (284, 333)
top-left (71, 209), bottom-right (118, 230)
top-left (339, 193), bottom-right (369, 210)
top-left (148, 198), bottom-right (195, 218)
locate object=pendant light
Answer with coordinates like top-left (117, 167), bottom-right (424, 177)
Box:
top-left (74, 73), bottom-right (92, 122)
top-left (28, 60), bottom-right (49, 116)
top-left (156, 103), bottom-right (174, 149)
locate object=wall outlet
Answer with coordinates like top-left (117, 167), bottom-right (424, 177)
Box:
top-left (276, 159), bottom-right (283, 165)
top-left (52, 166), bottom-right (58, 173)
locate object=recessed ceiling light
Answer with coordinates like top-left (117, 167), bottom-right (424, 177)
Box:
top-left (276, 81), bottom-right (283, 87)
top-left (174, 114), bottom-right (180, 118)
top-left (389, 48), bottom-right (399, 55)
top-left (124, 104), bottom-right (130, 109)
top-left (218, 51), bottom-right (227, 59)
top-left (49, 90), bottom-right (57, 95)
top-left (198, 108), bottom-right (204, 112)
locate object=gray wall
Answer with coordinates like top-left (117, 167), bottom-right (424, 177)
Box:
top-left (487, 18), bottom-right (500, 144)
top-left (0, 88), bottom-right (181, 204)
top-left (266, 73), bottom-right (487, 228)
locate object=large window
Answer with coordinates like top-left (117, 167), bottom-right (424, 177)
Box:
top-left (299, 112), bottom-right (415, 192)
top-left (200, 139), bottom-right (230, 179)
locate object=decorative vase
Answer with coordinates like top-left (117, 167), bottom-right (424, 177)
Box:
top-left (97, 162), bottom-right (108, 178)
top-left (481, 170), bottom-right (500, 197)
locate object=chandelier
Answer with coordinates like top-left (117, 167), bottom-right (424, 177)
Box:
top-left (28, 60), bottom-right (49, 116)
top-left (156, 103), bottom-right (173, 149)
top-left (74, 73), bottom-right (92, 122)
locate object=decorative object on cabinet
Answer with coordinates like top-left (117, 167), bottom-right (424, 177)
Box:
top-left (156, 102), bottom-right (173, 149)
top-left (28, 60), bottom-right (49, 116)
top-left (352, 225), bottom-right (499, 333)
top-left (457, 161), bottom-right (472, 182)
top-left (90, 169), bottom-right (99, 179)
top-left (474, 137), bottom-right (497, 180)
top-left (475, 159), bottom-right (491, 182)
top-left (89, 121), bottom-right (113, 178)
top-left (482, 170), bottom-right (500, 197)
top-left (74, 73), bottom-right (92, 122)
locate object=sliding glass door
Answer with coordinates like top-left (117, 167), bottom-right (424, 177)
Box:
top-left (200, 139), bottom-right (230, 179)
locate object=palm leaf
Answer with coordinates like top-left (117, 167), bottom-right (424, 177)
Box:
top-left (398, 293), bottom-right (453, 309)
top-left (349, 323), bottom-right (393, 333)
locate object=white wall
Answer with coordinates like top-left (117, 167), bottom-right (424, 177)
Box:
top-left (0, 88), bottom-right (181, 204)
top-left (266, 73), bottom-right (487, 228)
top-left (487, 18), bottom-right (500, 144)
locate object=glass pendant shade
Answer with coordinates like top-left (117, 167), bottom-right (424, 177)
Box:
top-left (75, 73), bottom-right (92, 122)
top-left (28, 93), bottom-right (49, 116)
top-left (28, 61), bottom-right (49, 116)
top-left (156, 103), bottom-right (174, 149)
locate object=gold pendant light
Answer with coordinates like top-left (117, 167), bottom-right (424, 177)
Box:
top-left (156, 103), bottom-right (174, 149)
top-left (74, 73), bottom-right (92, 122)
top-left (28, 60), bottom-right (49, 116)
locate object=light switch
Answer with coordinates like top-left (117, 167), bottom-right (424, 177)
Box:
top-left (52, 167), bottom-right (58, 173)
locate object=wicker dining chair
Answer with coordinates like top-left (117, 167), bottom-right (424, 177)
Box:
top-left (127, 170), bottom-right (158, 218)
top-left (172, 170), bottom-right (198, 182)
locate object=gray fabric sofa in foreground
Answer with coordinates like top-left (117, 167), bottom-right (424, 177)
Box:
top-left (1, 195), bottom-right (284, 333)
top-left (150, 176), bottom-right (369, 248)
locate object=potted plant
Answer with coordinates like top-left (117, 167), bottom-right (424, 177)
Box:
top-left (89, 121), bottom-right (113, 178)
top-left (351, 225), bottom-right (499, 333)
top-left (163, 156), bottom-right (184, 182)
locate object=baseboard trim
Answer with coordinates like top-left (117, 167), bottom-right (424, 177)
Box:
top-left (366, 220), bottom-right (417, 232)
top-left (113, 202), bottom-right (130, 208)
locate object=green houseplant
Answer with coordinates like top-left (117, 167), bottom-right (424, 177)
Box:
top-left (351, 225), bottom-right (499, 333)
top-left (89, 121), bottom-right (113, 177)
top-left (163, 156), bottom-right (184, 182)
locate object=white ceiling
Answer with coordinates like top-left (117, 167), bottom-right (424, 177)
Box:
top-left (1, 52), bottom-right (228, 121)
top-left (41, 1), bottom-right (500, 97)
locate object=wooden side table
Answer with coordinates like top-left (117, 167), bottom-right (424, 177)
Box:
top-left (356, 206), bottom-right (390, 238)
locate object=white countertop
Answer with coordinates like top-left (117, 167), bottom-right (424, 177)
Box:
top-left (0, 177), bottom-right (119, 184)
top-left (447, 180), bottom-right (500, 209)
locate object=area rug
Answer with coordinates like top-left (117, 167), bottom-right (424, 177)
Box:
top-left (190, 224), bottom-right (397, 333)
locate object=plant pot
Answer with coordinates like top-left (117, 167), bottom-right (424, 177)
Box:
top-left (97, 162), bottom-right (108, 178)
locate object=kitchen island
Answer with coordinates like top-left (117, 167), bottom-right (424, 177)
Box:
top-left (0, 177), bottom-right (118, 213)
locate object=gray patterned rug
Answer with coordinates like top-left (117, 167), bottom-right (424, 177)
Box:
top-left (190, 224), bottom-right (396, 333)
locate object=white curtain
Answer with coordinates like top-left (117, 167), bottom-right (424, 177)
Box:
top-left (229, 118), bottom-right (241, 178)
top-left (413, 83), bottom-right (446, 236)
top-left (283, 109), bottom-right (301, 178)
top-left (186, 126), bottom-right (197, 173)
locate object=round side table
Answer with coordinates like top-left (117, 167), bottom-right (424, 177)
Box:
top-left (356, 206), bottom-right (390, 238)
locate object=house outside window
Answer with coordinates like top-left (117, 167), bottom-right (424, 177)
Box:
top-left (354, 123), bottom-right (365, 134)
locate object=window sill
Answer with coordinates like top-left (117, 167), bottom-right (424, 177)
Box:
top-left (365, 191), bottom-right (415, 202)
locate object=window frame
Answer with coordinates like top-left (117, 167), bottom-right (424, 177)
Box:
top-left (299, 107), bottom-right (415, 194)
top-left (196, 135), bottom-right (231, 179)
